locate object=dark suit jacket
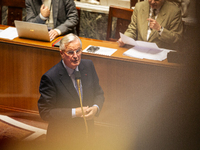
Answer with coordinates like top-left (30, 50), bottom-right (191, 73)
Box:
top-left (25, 0), bottom-right (78, 35)
top-left (38, 59), bottom-right (104, 143)
top-left (124, 1), bottom-right (183, 50)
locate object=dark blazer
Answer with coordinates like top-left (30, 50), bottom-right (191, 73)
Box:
top-left (38, 59), bottom-right (104, 143)
top-left (124, 1), bottom-right (183, 50)
top-left (25, 0), bottom-right (78, 35)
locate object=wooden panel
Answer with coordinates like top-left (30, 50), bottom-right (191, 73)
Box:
top-left (0, 25), bottom-right (182, 132)
top-left (82, 55), bottom-right (182, 126)
top-left (1, 0), bottom-right (25, 8)
top-left (0, 41), bottom-right (61, 112)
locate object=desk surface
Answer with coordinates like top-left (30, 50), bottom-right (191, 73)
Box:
top-left (0, 25), bottom-right (183, 131)
top-left (0, 25), bottom-right (179, 69)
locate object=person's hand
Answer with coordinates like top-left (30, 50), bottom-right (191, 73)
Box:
top-left (40, 4), bottom-right (50, 18)
top-left (147, 18), bottom-right (161, 31)
top-left (75, 106), bottom-right (89, 117)
top-left (49, 29), bottom-right (59, 40)
top-left (117, 38), bottom-right (125, 47)
top-left (84, 106), bottom-right (98, 120)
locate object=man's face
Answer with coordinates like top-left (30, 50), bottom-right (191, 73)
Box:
top-left (60, 39), bottom-right (82, 69)
top-left (148, 0), bottom-right (165, 9)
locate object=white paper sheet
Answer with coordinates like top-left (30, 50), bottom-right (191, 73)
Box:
top-left (120, 32), bottom-right (172, 61)
top-left (120, 32), bottom-right (160, 51)
top-left (83, 45), bottom-right (117, 56)
top-left (120, 32), bottom-right (138, 46)
top-left (123, 47), bottom-right (171, 61)
top-left (0, 27), bottom-right (18, 40)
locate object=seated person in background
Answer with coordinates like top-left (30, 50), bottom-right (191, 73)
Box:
top-left (38, 33), bottom-right (104, 148)
top-left (26, 0), bottom-right (78, 40)
top-left (118, 0), bottom-right (183, 50)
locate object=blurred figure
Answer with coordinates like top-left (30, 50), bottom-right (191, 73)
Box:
top-left (118, 0), bottom-right (183, 50)
top-left (26, 0), bottom-right (78, 40)
top-left (123, 1), bottom-right (200, 149)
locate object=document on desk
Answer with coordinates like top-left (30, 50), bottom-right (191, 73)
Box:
top-left (0, 27), bottom-right (18, 40)
top-left (83, 45), bottom-right (117, 56)
top-left (120, 32), bottom-right (170, 61)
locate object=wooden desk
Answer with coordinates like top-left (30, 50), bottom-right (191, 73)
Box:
top-left (0, 26), bottom-right (182, 133)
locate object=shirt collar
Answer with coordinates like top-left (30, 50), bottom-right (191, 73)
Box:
top-left (62, 60), bottom-right (78, 76)
top-left (150, 7), bottom-right (160, 16)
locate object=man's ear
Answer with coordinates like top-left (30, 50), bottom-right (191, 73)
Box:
top-left (60, 50), bottom-right (64, 59)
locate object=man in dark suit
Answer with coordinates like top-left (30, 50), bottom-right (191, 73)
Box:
top-left (26, 0), bottom-right (78, 40)
top-left (38, 33), bottom-right (104, 148)
top-left (118, 0), bottom-right (183, 50)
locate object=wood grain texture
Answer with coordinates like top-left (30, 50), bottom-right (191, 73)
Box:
top-left (0, 25), bottom-right (182, 132)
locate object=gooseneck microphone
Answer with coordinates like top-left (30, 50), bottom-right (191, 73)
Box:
top-left (74, 71), bottom-right (88, 137)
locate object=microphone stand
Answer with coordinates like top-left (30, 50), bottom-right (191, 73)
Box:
top-left (75, 71), bottom-right (88, 138)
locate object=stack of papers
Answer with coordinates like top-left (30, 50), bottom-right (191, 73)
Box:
top-left (0, 27), bottom-right (18, 40)
top-left (120, 33), bottom-right (172, 61)
top-left (123, 47), bottom-right (170, 61)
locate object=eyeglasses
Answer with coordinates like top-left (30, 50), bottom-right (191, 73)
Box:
top-left (65, 49), bottom-right (82, 56)
top-left (149, 0), bottom-right (162, 2)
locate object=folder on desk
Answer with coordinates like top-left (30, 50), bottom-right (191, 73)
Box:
top-left (52, 38), bottom-right (62, 47)
top-left (14, 20), bottom-right (52, 42)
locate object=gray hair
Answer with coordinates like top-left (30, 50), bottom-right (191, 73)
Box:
top-left (59, 33), bottom-right (82, 51)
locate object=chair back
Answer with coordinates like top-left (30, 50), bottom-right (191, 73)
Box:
top-left (106, 5), bottom-right (133, 41)
top-left (0, 0), bottom-right (25, 26)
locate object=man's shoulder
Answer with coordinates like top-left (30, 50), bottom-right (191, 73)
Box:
top-left (135, 1), bottom-right (148, 7)
top-left (81, 59), bottom-right (93, 64)
top-left (162, 1), bottom-right (182, 13)
top-left (44, 61), bottom-right (63, 76)
top-left (80, 59), bottom-right (94, 70)
top-left (134, 1), bottom-right (149, 11)
top-left (164, 1), bottom-right (181, 10)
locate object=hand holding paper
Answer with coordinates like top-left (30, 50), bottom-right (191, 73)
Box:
top-left (119, 32), bottom-right (171, 61)
top-left (119, 32), bottom-right (160, 51)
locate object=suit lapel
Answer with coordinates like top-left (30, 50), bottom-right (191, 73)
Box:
top-left (141, 4), bottom-right (150, 41)
top-left (52, 0), bottom-right (60, 27)
top-left (156, 8), bottom-right (166, 29)
top-left (58, 62), bottom-right (80, 102)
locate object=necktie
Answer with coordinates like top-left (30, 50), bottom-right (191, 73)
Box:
top-left (152, 9), bottom-right (156, 20)
top-left (73, 70), bottom-right (83, 100)
top-left (74, 77), bottom-right (79, 95)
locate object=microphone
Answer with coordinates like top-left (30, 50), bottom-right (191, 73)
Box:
top-left (74, 71), bottom-right (81, 90)
top-left (74, 71), bottom-right (88, 137)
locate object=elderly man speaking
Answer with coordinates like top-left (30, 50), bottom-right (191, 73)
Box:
top-left (38, 33), bottom-right (104, 149)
